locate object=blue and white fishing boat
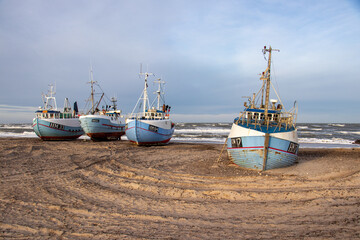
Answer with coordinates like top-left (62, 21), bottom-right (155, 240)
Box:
top-left (227, 46), bottom-right (299, 171)
top-left (125, 71), bottom-right (174, 145)
top-left (79, 67), bottom-right (125, 141)
top-left (33, 84), bottom-right (84, 140)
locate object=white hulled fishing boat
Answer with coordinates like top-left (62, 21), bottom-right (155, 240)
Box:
top-left (227, 46), bottom-right (299, 170)
top-left (125, 71), bottom-right (174, 145)
top-left (79, 67), bottom-right (125, 141)
top-left (32, 84), bottom-right (84, 140)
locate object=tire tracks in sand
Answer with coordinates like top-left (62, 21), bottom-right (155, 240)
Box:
top-left (1, 138), bottom-right (359, 239)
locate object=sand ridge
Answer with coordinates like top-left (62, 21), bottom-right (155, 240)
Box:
top-left (1, 138), bottom-right (359, 239)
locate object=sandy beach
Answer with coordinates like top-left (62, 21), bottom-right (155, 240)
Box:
top-left (1, 138), bottom-right (359, 239)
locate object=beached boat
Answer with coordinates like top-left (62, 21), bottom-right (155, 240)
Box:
top-left (79, 67), bottom-right (125, 141)
top-left (227, 46), bottom-right (299, 170)
top-left (125, 71), bottom-right (174, 145)
top-left (33, 84), bottom-right (84, 140)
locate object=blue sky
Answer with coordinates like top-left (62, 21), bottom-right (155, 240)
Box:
top-left (0, 0), bottom-right (359, 123)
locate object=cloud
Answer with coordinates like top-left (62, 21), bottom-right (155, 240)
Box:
top-left (0, 0), bottom-right (359, 123)
top-left (0, 105), bottom-right (37, 123)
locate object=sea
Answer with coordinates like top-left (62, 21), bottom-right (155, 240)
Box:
top-left (1, 123), bottom-right (359, 148)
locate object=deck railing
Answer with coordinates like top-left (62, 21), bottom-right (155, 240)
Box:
top-left (236, 109), bottom-right (297, 131)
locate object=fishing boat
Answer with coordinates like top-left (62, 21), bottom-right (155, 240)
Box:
top-left (79, 67), bottom-right (125, 141)
top-left (227, 46), bottom-right (299, 170)
top-left (32, 84), bottom-right (84, 140)
top-left (125, 71), bottom-right (174, 145)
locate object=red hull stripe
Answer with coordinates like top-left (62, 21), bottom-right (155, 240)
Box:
top-left (88, 132), bottom-right (125, 138)
top-left (269, 147), bottom-right (297, 155)
top-left (102, 124), bottom-right (124, 129)
top-left (129, 138), bottom-right (171, 145)
top-left (37, 123), bottom-right (82, 133)
top-left (227, 146), bottom-right (263, 150)
top-left (125, 126), bottom-right (172, 137)
top-left (227, 146), bottom-right (297, 155)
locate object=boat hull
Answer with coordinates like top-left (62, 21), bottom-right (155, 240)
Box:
top-left (32, 118), bottom-right (84, 140)
top-left (79, 115), bottom-right (125, 141)
top-left (125, 119), bottom-right (174, 145)
top-left (227, 123), bottom-right (299, 170)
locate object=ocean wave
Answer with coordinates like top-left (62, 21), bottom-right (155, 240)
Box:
top-left (309, 128), bottom-right (323, 131)
top-left (0, 124), bottom-right (33, 129)
top-left (0, 131), bottom-right (37, 138)
top-left (298, 137), bottom-right (353, 145)
top-left (329, 123), bottom-right (345, 127)
top-left (174, 128), bottom-right (230, 134)
top-left (338, 131), bottom-right (360, 135)
top-left (172, 137), bottom-right (224, 144)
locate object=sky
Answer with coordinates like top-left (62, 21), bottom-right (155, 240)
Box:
top-left (0, 0), bottom-right (359, 123)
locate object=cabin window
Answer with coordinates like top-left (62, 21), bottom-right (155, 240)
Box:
top-left (260, 113), bottom-right (264, 120)
top-left (274, 114), bottom-right (279, 121)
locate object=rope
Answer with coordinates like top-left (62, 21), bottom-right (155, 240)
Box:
top-left (216, 138), bottom-right (228, 163)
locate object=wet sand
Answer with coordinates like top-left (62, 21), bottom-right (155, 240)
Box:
top-left (1, 138), bottom-right (359, 239)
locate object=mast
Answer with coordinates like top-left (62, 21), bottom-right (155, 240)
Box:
top-left (63, 98), bottom-right (71, 112)
top-left (139, 72), bottom-right (154, 115)
top-left (261, 46), bottom-right (279, 124)
top-left (111, 97), bottom-right (117, 110)
top-left (154, 78), bottom-right (164, 110)
top-left (261, 46), bottom-right (279, 171)
top-left (88, 65), bottom-right (97, 114)
top-left (44, 84), bottom-right (57, 110)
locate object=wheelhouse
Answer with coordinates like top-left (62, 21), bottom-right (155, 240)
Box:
top-left (35, 110), bottom-right (74, 119)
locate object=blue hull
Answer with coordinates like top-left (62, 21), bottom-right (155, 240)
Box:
top-left (125, 119), bottom-right (174, 145)
top-left (227, 136), bottom-right (298, 170)
top-left (32, 118), bottom-right (84, 140)
top-left (80, 116), bottom-right (125, 140)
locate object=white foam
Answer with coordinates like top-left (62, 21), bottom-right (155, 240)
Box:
top-left (0, 131), bottom-right (37, 138)
top-left (174, 128), bottom-right (230, 134)
top-left (329, 123), bottom-right (345, 127)
top-left (172, 137), bottom-right (224, 144)
top-left (299, 137), bottom-right (353, 145)
top-left (0, 124), bottom-right (33, 129)
top-left (309, 128), bottom-right (323, 131)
